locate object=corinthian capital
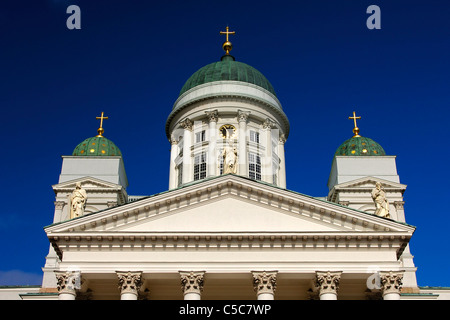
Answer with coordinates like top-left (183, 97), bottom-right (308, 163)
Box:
top-left (205, 110), bottom-right (219, 123)
top-left (379, 271), bottom-right (404, 296)
top-left (180, 118), bottom-right (193, 131)
top-left (180, 271), bottom-right (205, 295)
top-left (262, 118), bottom-right (274, 130)
top-left (116, 271), bottom-right (143, 296)
top-left (315, 271), bottom-right (342, 296)
top-left (252, 271), bottom-right (277, 295)
top-left (394, 201), bottom-right (405, 210)
top-left (55, 271), bottom-right (81, 296)
top-left (237, 110), bottom-right (250, 123)
top-left (54, 201), bottom-right (65, 210)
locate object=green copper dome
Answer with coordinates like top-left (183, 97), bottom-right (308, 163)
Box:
top-left (179, 55), bottom-right (277, 97)
top-left (72, 136), bottom-right (122, 157)
top-left (335, 136), bottom-right (386, 156)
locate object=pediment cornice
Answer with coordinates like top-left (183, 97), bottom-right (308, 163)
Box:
top-left (46, 175), bottom-right (415, 233)
top-left (52, 176), bottom-right (125, 192)
top-left (328, 176), bottom-right (407, 202)
top-left (46, 175), bottom-right (415, 260)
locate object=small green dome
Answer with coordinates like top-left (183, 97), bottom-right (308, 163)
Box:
top-left (179, 55), bottom-right (277, 97)
top-left (72, 136), bottom-right (122, 157)
top-left (335, 136), bottom-right (386, 156)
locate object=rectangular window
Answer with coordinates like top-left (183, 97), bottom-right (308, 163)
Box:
top-left (194, 152), bottom-right (207, 181)
top-left (195, 130), bottom-right (206, 143)
top-left (248, 152), bottom-right (261, 181)
top-left (250, 130), bottom-right (260, 143)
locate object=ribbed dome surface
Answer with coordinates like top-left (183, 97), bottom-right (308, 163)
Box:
top-left (179, 55), bottom-right (276, 97)
top-left (335, 136), bottom-right (386, 156)
top-left (72, 136), bottom-right (122, 157)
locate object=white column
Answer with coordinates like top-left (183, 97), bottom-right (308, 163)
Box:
top-left (117, 271), bottom-right (143, 300)
top-left (180, 118), bottom-right (193, 184)
top-left (278, 134), bottom-right (286, 188)
top-left (237, 110), bottom-right (249, 177)
top-left (168, 137), bottom-right (179, 189)
top-left (205, 110), bottom-right (218, 177)
top-left (262, 118), bottom-right (273, 184)
top-left (55, 271), bottom-right (81, 300)
top-left (315, 271), bottom-right (342, 300)
top-left (252, 271), bottom-right (277, 300)
top-left (180, 271), bottom-right (205, 300)
top-left (380, 271), bottom-right (404, 300)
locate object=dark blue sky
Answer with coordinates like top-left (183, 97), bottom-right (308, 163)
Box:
top-left (1, 0), bottom-right (449, 288)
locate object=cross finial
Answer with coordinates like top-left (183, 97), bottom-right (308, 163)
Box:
top-left (96, 111), bottom-right (109, 137)
top-left (220, 26), bottom-right (236, 55)
top-left (348, 111), bottom-right (361, 137)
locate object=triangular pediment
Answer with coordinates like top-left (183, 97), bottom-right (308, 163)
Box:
top-left (332, 176), bottom-right (407, 190)
top-left (45, 175), bottom-right (415, 260)
top-left (46, 175), bottom-right (414, 235)
top-left (52, 176), bottom-right (125, 192)
top-left (328, 176), bottom-right (407, 202)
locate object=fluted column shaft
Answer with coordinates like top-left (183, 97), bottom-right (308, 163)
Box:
top-left (206, 110), bottom-right (218, 178)
top-left (180, 118), bottom-right (193, 184)
top-left (237, 110), bottom-right (249, 177)
top-left (278, 134), bottom-right (286, 188)
top-left (168, 138), bottom-right (179, 189)
top-left (262, 119), bottom-right (273, 184)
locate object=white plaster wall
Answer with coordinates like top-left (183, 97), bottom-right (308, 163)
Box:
top-left (59, 156), bottom-right (128, 188)
top-left (328, 156), bottom-right (400, 190)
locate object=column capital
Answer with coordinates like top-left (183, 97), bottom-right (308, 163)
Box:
top-left (54, 201), bottom-right (65, 210)
top-left (169, 136), bottom-right (179, 145)
top-left (54, 270), bottom-right (81, 297)
top-left (116, 271), bottom-right (143, 296)
top-left (315, 271), bottom-right (342, 296)
top-left (278, 133), bottom-right (286, 144)
top-left (262, 118), bottom-right (274, 130)
top-left (180, 271), bottom-right (205, 296)
top-left (394, 201), bottom-right (405, 210)
top-left (205, 110), bottom-right (219, 123)
top-left (379, 271), bottom-right (404, 296)
top-left (237, 109), bottom-right (250, 123)
top-left (252, 271), bottom-right (277, 295)
top-left (180, 118), bottom-right (193, 131)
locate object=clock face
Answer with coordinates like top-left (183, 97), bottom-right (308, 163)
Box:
top-left (219, 124), bottom-right (236, 139)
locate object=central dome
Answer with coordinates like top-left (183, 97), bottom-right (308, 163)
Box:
top-left (179, 55), bottom-right (277, 97)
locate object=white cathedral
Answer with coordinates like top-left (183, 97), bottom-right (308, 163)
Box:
top-left (2, 28), bottom-right (449, 300)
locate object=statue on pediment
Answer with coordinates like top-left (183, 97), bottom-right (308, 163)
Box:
top-left (70, 182), bottom-right (87, 219)
top-left (371, 182), bottom-right (390, 218)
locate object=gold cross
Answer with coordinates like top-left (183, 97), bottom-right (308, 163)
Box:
top-left (348, 111), bottom-right (361, 137)
top-left (96, 112), bottom-right (108, 137)
top-left (220, 26), bottom-right (235, 55)
top-left (220, 26), bottom-right (235, 42)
